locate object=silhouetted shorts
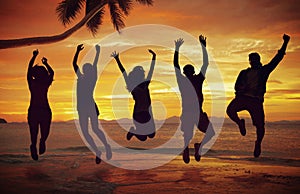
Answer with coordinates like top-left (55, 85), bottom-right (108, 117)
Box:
top-left (28, 108), bottom-right (52, 124)
top-left (197, 111), bottom-right (209, 133)
top-left (228, 95), bottom-right (265, 128)
top-left (180, 109), bottom-right (210, 142)
top-left (133, 107), bottom-right (155, 135)
top-left (133, 111), bottom-right (151, 124)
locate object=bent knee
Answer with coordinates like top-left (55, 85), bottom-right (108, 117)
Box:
top-left (226, 105), bottom-right (233, 116)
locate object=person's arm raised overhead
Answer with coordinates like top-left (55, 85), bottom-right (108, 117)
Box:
top-left (73, 44), bottom-right (84, 76)
top-left (199, 35), bottom-right (209, 77)
top-left (146, 49), bottom-right (156, 81)
top-left (265, 34), bottom-right (290, 73)
top-left (111, 51), bottom-right (126, 73)
top-left (93, 44), bottom-right (101, 76)
top-left (42, 57), bottom-right (54, 85)
top-left (111, 51), bottom-right (129, 86)
top-left (174, 38), bottom-right (184, 70)
top-left (27, 49), bottom-right (39, 85)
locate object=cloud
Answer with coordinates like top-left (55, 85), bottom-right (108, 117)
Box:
top-left (268, 80), bottom-right (283, 84)
top-left (268, 89), bottom-right (300, 94)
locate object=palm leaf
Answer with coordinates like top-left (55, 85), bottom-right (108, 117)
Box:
top-left (108, 0), bottom-right (125, 32)
top-left (135, 0), bottom-right (153, 5)
top-left (56, 0), bottom-right (85, 26)
top-left (117, 0), bottom-right (133, 15)
top-left (86, 0), bottom-right (105, 35)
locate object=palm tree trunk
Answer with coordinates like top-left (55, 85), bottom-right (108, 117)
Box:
top-left (0, 2), bottom-right (106, 49)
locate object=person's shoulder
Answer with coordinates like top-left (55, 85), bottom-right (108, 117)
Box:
top-left (77, 73), bottom-right (84, 80)
top-left (262, 64), bottom-right (270, 69)
top-left (144, 80), bottom-right (151, 86)
top-left (196, 72), bottom-right (205, 80)
top-left (241, 68), bottom-right (251, 73)
top-left (175, 69), bottom-right (184, 76)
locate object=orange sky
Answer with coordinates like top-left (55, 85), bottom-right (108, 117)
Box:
top-left (0, 0), bottom-right (299, 122)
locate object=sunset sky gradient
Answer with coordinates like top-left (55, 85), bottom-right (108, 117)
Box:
top-left (0, 0), bottom-right (299, 122)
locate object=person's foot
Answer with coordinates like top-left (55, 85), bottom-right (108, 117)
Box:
top-left (148, 132), bottom-right (156, 138)
top-left (30, 145), bottom-right (38, 161)
top-left (238, 119), bottom-right (246, 136)
top-left (183, 147), bottom-right (190, 164)
top-left (95, 156), bottom-right (101, 164)
top-left (126, 127), bottom-right (134, 141)
top-left (254, 141), bottom-right (261, 158)
top-left (39, 141), bottom-right (46, 155)
top-left (194, 143), bottom-right (201, 162)
top-left (106, 145), bottom-right (112, 160)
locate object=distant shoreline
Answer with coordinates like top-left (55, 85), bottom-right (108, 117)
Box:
top-left (2, 117), bottom-right (300, 125)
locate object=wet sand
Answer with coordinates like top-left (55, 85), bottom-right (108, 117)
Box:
top-left (0, 152), bottom-right (299, 194)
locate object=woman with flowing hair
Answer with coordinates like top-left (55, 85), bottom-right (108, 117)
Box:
top-left (111, 49), bottom-right (157, 141)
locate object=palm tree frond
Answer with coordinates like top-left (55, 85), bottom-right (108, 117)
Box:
top-left (56, 0), bottom-right (85, 26)
top-left (86, 0), bottom-right (105, 35)
top-left (108, 0), bottom-right (125, 32)
top-left (86, 8), bottom-right (105, 35)
top-left (135, 0), bottom-right (153, 6)
top-left (85, 0), bottom-right (101, 13)
top-left (117, 0), bottom-right (133, 15)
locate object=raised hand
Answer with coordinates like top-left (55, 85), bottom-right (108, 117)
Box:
top-left (175, 38), bottom-right (184, 49)
top-left (41, 57), bottom-right (48, 64)
top-left (199, 35), bottom-right (207, 47)
top-left (283, 34), bottom-right (290, 43)
top-left (148, 49), bottom-right (156, 56)
top-left (95, 44), bottom-right (100, 52)
top-left (111, 51), bottom-right (119, 58)
top-left (33, 49), bottom-right (39, 56)
top-left (76, 44), bottom-right (84, 52)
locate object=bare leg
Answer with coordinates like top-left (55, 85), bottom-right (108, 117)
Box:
top-left (181, 119), bottom-right (194, 164)
top-left (39, 111), bottom-right (51, 155)
top-left (79, 113), bottom-right (102, 163)
top-left (28, 119), bottom-right (39, 161)
top-left (28, 110), bottom-right (39, 161)
top-left (90, 113), bottom-right (112, 160)
top-left (227, 98), bottom-right (246, 136)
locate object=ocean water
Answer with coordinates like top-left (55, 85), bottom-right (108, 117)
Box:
top-left (0, 120), bottom-right (299, 161)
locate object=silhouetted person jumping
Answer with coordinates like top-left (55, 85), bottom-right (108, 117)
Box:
top-left (174, 35), bottom-right (215, 164)
top-left (111, 49), bottom-right (156, 142)
top-left (73, 44), bottom-right (112, 164)
top-left (227, 34), bottom-right (290, 158)
top-left (27, 49), bottom-right (54, 161)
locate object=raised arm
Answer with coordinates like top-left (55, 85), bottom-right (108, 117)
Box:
top-left (42, 57), bottom-right (54, 85)
top-left (27, 49), bottom-right (39, 84)
top-left (111, 51), bottom-right (129, 86)
top-left (146, 49), bottom-right (156, 81)
top-left (111, 51), bottom-right (126, 73)
top-left (93, 45), bottom-right (101, 75)
top-left (174, 38), bottom-right (184, 70)
top-left (264, 34), bottom-right (290, 73)
top-left (73, 44), bottom-right (84, 76)
top-left (199, 35), bottom-right (209, 77)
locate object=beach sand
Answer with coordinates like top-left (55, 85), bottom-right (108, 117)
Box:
top-left (1, 153), bottom-right (299, 193)
top-left (0, 121), bottom-right (299, 193)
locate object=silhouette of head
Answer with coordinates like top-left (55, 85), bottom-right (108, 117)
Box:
top-left (183, 64), bottom-right (195, 77)
top-left (32, 65), bottom-right (48, 81)
top-left (82, 63), bottom-right (93, 75)
top-left (127, 66), bottom-right (145, 91)
top-left (249, 52), bottom-right (262, 68)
